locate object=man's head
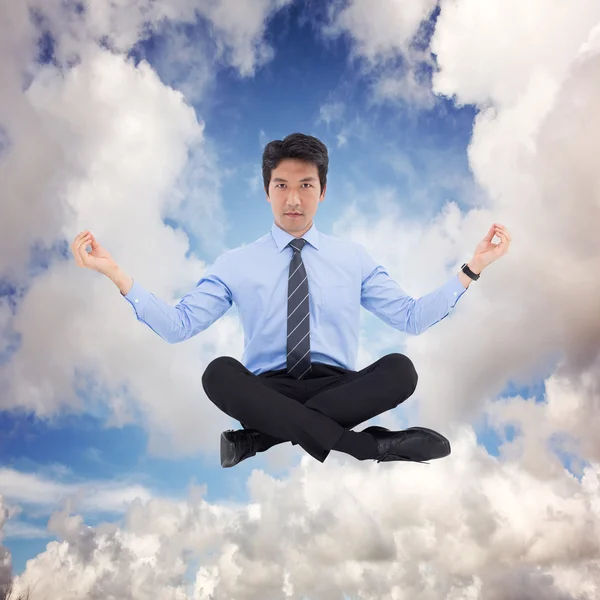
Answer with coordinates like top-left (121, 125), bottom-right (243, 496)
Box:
top-left (262, 133), bottom-right (328, 238)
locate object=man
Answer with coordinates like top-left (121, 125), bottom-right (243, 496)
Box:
top-left (71, 133), bottom-right (511, 468)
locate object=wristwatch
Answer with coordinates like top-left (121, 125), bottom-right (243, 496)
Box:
top-left (461, 263), bottom-right (481, 281)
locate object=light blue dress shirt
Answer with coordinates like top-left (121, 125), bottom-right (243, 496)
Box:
top-left (123, 221), bottom-right (467, 375)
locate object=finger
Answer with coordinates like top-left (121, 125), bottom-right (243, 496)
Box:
top-left (496, 231), bottom-right (509, 252)
top-left (483, 225), bottom-right (496, 241)
top-left (495, 224), bottom-right (512, 242)
top-left (499, 230), bottom-right (509, 244)
top-left (73, 248), bottom-right (82, 267)
top-left (73, 233), bottom-right (89, 257)
top-left (72, 231), bottom-right (90, 251)
top-left (74, 243), bottom-right (85, 267)
top-left (71, 232), bottom-right (83, 250)
top-left (77, 236), bottom-right (92, 265)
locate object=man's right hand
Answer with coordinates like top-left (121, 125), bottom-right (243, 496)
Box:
top-left (71, 230), bottom-right (118, 276)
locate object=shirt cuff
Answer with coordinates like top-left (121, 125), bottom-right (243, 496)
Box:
top-left (442, 273), bottom-right (468, 307)
top-left (122, 279), bottom-right (153, 317)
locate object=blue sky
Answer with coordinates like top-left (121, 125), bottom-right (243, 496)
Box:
top-left (1, 0), bottom-right (592, 590)
top-left (127, 1), bottom-right (480, 256)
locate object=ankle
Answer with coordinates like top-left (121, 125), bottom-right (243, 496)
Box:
top-left (333, 430), bottom-right (377, 460)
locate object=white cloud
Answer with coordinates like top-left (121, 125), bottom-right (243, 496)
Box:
top-left (0, 418), bottom-right (598, 599)
top-left (0, 44), bottom-right (240, 455)
top-left (318, 101), bottom-right (345, 126)
top-left (316, 102), bottom-right (370, 149)
top-left (325, 0), bottom-right (437, 62)
top-left (1, 521), bottom-right (48, 541)
top-left (0, 498), bottom-right (11, 595)
top-left (317, 1), bottom-right (600, 594)
top-left (0, 0), bottom-right (290, 455)
top-left (2, 0), bottom-right (600, 597)
top-left (372, 65), bottom-right (435, 108)
top-left (331, 1), bottom-right (600, 448)
top-left (431, 0), bottom-right (600, 110)
top-left (201, 0), bottom-right (293, 76)
top-left (0, 468), bottom-right (154, 515)
top-left (323, 0), bottom-right (438, 107)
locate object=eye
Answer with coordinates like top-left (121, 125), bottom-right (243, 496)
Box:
top-left (302, 183), bottom-right (312, 188)
top-left (275, 183), bottom-right (286, 189)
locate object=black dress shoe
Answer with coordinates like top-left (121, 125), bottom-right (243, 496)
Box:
top-left (362, 425), bottom-right (451, 463)
top-left (220, 429), bottom-right (262, 468)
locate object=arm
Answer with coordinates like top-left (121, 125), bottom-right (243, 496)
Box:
top-left (112, 255), bottom-right (233, 344)
top-left (457, 259), bottom-right (484, 289)
top-left (71, 230), bottom-right (233, 343)
top-left (358, 222), bottom-right (511, 334)
top-left (358, 244), bottom-right (470, 336)
top-left (108, 266), bottom-right (134, 295)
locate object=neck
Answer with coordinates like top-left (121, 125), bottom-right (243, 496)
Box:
top-left (276, 219), bottom-right (313, 238)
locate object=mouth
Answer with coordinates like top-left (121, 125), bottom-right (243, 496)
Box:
top-left (285, 213), bottom-right (303, 218)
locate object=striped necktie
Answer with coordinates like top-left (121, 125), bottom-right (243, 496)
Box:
top-left (286, 238), bottom-right (312, 379)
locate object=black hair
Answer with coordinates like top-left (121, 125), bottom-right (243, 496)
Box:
top-left (262, 133), bottom-right (329, 195)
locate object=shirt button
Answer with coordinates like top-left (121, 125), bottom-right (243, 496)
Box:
top-left (135, 299), bottom-right (139, 303)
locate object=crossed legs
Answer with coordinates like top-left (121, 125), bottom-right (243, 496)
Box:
top-left (201, 353), bottom-right (418, 463)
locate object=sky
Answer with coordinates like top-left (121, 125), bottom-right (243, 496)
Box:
top-left (0, 0), bottom-right (600, 598)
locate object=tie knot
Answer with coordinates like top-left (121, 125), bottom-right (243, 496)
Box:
top-left (289, 238), bottom-right (307, 253)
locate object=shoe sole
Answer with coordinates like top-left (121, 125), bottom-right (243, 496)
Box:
top-left (220, 431), bottom-right (237, 468)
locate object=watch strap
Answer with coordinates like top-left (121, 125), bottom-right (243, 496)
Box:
top-left (461, 263), bottom-right (480, 281)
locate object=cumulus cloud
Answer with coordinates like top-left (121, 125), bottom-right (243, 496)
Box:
top-left (2, 0), bottom-right (600, 598)
top-left (334, 0), bottom-right (600, 443)
top-left (0, 0), bottom-right (290, 455)
top-left (0, 498), bottom-right (11, 597)
top-left (325, 0), bottom-right (437, 62)
top-left (323, 0), bottom-right (438, 108)
top-left (1, 423), bottom-right (598, 599)
top-left (0, 468), bottom-right (155, 515)
top-left (0, 42), bottom-right (238, 455)
top-left (320, 1), bottom-right (600, 593)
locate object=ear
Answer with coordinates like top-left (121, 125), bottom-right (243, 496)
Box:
top-left (265, 186), bottom-right (270, 202)
top-left (319, 183), bottom-right (327, 201)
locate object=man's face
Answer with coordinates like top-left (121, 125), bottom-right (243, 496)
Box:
top-left (266, 158), bottom-right (326, 237)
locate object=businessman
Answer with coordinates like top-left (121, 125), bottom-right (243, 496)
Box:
top-left (71, 133), bottom-right (511, 468)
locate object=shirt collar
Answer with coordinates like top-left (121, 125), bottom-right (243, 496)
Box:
top-left (270, 220), bottom-right (320, 253)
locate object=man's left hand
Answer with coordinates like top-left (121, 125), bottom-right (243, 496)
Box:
top-left (470, 223), bottom-right (511, 273)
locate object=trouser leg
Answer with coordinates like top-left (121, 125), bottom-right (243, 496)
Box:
top-left (304, 353), bottom-right (419, 428)
top-left (201, 356), bottom-right (345, 463)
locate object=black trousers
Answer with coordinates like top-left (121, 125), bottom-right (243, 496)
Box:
top-left (201, 353), bottom-right (418, 463)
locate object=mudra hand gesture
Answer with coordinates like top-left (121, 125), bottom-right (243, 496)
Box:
top-left (71, 230), bottom-right (118, 275)
top-left (471, 223), bottom-right (511, 273)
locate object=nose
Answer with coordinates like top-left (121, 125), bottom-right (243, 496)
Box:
top-left (288, 188), bottom-right (300, 203)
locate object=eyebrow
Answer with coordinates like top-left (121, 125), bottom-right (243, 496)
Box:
top-left (271, 177), bottom-right (318, 182)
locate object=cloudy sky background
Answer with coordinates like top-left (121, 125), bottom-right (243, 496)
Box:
top-left (1, 0), bottom-right (600, 598)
